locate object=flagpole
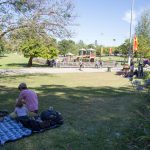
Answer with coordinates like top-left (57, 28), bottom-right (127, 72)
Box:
top-left (128, 0), bottom-right (135, 65)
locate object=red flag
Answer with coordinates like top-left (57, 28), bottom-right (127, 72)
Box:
top-left (109, 48), bottom-right (112, 55)
top-left (133, 35), bottom-right (138, 53)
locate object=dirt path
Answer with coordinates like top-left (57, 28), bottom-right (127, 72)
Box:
top-left (0, 67), bottom-right (121, 75)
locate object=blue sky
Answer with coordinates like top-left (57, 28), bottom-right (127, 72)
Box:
top-left (71, 0), bottom-right (150, 46)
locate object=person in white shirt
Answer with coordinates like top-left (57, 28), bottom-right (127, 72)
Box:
top-left (14, 100), bottom-right (29, 120)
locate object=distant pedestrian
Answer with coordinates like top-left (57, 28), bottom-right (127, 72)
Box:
top-left (99, 60), bottom-right (103, 68)
top-left (79, 60), bottom-right (83, 71)
top-left (95, 60), bottom-right (99, 69)
top-left (138, 63), bottom-right (144, 77)
top-left (133, 69), bottom-right (138, 78)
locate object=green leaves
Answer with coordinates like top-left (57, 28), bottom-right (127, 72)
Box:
top-left (58, 40), bottom-right (77, 55)
top-left (136, 9), bottom-right (150, 58)
top-left (19, 36), bottom-right (59, 66)
top-left (118, 39), bottom-right (130, 55)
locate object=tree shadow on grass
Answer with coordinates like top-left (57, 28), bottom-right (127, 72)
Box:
top-left (6, 63), bottom-right (48, 68)
top-left (0, 84), bottom-right (141, 115)
top-left (0, 74), bottom-right (56, 82)
top-left (0, 84), bottom-right (145, 149)
top-left (6, 63), bottom-right (28, 67)
top-left (0, 55), bottom-right (7, 58)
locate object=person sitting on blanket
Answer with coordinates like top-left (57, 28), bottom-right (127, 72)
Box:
top-left (15, 99), bottom-right (29, 120)
top-left (10, 83), bottom-right (39, 118)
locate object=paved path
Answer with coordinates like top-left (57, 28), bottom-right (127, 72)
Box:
top-left (0, 67), bottom-right (122, 75)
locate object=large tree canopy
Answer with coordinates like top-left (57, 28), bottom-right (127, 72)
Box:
top-left (135, 9), bottom-right (150, 58)
top-left (0, 0), bottom-right (75, 39)
top-left (10, 27), bottom-right (58, 66)
top-left (19, 36), bottom-right (59, 66)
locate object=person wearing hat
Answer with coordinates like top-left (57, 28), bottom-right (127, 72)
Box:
top-left (10, 83), bottom-right (38, 118)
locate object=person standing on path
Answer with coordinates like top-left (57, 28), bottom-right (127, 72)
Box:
top-left (79, 60), bottom-right (83, 71)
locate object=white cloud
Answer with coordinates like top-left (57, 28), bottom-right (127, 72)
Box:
top-left (122, 10), bottom-right (137, 26)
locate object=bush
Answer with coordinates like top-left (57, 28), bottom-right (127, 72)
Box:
top-left (144, 71), bottom-right (150, 80)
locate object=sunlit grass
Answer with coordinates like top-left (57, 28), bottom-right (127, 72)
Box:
top-left (0, 53), bottom-right (47, 69)
top-left (0, 53), bottom-right (28, 68)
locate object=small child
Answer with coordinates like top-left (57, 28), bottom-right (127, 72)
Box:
top-left (15, 100), bottom-right (29, 120)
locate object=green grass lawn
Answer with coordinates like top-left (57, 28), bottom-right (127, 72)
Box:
top-left (0, 53), bottom-right (28, 69)
top-left (0, 53), bottom-right (47, 69)
top-left (0, 72), bottom-right (145, 150)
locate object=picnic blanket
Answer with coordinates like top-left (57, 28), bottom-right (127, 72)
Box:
top-left (0, 109), bottom-right (63, 145)
top-left (0, 116), bottom-right (32, 145)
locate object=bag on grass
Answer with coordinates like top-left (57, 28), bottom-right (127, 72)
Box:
top-left (40, 109), bottom-right (64, 125)
top-left (19, 118), bottom-right (41, 132)
top-left (19, 109), bottom-right (63, 131)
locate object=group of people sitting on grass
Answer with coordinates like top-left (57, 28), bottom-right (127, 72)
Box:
top-left (123, 61), bottom-right (144, 78)
top-left (8, 83), bottom-right (63, 131)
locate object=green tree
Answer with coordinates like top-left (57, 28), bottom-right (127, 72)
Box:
top-left (20, 37), bottom-right (58, 66)
top-left (95, 45), bottom-right (102, 56)
top-left (135, 9), bottom-right (150, 58)
top-left (87, 44), bottom-right (95, 49)
top-left (0, 0), bottom-right (75, 39)
top-left (76, 40), bottom-right (86, 49)
top-left (103, 47), bottom-right (109, 55)
top-left (58, 40), bottom-right (77, 56)
top-left (118, 39), bottom-right (130, 56)
top-left (8, 26), bottom-right (59, 66)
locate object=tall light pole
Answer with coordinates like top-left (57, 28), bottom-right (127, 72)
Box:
top-left (128, 0), bottom-right (135, 65)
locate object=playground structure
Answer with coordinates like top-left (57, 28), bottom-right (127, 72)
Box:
top-left (33, 48), bottom-right (119, 68)
top-left (77, 48), bottom-right (96, 62)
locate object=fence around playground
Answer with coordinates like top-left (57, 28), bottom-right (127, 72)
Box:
top-left (33, 58), bottom-right (123, 68)
top-left (56, 61), bottom-right (121, 68)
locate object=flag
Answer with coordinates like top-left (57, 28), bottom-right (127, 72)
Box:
top-left (133, 35), bottom-right (138, 53)
top-left (109, 48), bottom-right (112, 55)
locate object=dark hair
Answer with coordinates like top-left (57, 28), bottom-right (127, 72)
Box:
top-left (16, 101), bottom-right (23, 108)
top-left (18, 83), bottom-right (27, 90)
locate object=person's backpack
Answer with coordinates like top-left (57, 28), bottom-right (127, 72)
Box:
top-left (40, 109), bottom-right (64, 125)
top-left (19, 109), bottom-right (63, 132)
top-left (19, 118), bottom-right (41, 132)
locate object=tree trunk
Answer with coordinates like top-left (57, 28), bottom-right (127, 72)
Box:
top-left (28, 56), bottom-right (33, 67)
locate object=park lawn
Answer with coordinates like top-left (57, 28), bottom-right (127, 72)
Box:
top-left (0, 53), bottom-right (28, 69)
top-left (0, 72), bottom-right (144, 150)
top-left (0, 53), bottom-right (47, 69)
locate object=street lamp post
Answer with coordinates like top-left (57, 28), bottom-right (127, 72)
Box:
top-left (128, 0), bottom-right (135, 65)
